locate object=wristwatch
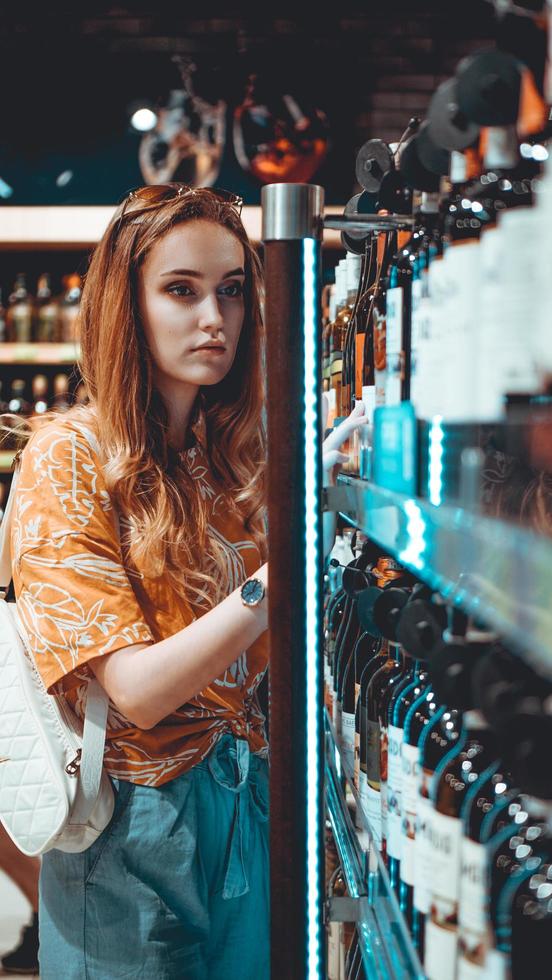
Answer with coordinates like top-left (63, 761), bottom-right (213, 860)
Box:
top-left (240, 577), bottom-right (266, 608)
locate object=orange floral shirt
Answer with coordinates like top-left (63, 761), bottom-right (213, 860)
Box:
top-left (11, 414), bottom-right (268, 786)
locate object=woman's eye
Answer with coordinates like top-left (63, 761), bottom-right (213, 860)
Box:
top-left (219, 282), bottom-right (244, 298)
top-left (168, 284), bottom-right (194, 298)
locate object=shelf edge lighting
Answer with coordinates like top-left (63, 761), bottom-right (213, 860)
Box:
top-left (303, 236), bottom-right (322, 980)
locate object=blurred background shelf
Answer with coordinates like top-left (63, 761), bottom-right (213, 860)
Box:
top-left (0, 343), bottom-right (80, 364)
top-left (0, 206), bottom-right (345, 249)
top-left (336, 475), bottom-right (552, 678)
top-left (0, 451), bottom-right (16, 473)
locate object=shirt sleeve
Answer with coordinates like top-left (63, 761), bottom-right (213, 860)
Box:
top-left (11, 420), bottom-right (155, 694)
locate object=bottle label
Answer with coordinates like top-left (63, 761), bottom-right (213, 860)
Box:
top-left (457, 838), bottom-right (488, 977)
top-left (400, 741), bottom-right (419, 886)
top-left (424, 810), bottom-right (463, 980)
top-left (365, 719), bottom-right (381, 784)
top-left (385, 287), bottom-right (403, 353)
top-left (380, 724), bottom-right (389, 844)
top-left (414, 794), bottom-right (435, 914)
top-left (362, 782), bottom-right (382, 848)
top-left (341, 711), bottom-right (356, 773)
top-left (386, 724), bottom-right (403, 860)
top-left (327, 922), bottom-right (343, 980)
top-left (361, 385), bottom-right (376, 424)
top-left (354, 728), bottom-right (360, 789)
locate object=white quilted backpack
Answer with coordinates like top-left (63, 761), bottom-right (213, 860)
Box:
top-left (0, 456), bottom-right (115, 856)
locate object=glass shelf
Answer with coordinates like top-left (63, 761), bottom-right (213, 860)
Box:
top-left (336, 474), bottom-right (552, 680)
top-left (324, 711), bottom-right (425, 980)
top-left (0, 343), bottom-right (80, 364)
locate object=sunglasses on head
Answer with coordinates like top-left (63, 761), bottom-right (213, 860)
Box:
top-left (116, 183), bottom-right (244, 227)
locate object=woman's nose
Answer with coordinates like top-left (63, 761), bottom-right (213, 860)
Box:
top-left (198, 293), bottom-right (224, 331)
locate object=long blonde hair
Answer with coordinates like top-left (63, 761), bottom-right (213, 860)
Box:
top-left (3, 187), bottom-right (267, 609)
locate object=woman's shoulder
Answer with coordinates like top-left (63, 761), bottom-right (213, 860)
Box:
top-left (24, 406), bottom-right (100, 457)
top-left (20, 407), bottom-right (104, 487)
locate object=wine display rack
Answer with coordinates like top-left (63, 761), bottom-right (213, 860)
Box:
top-left (325, 711), bottom-right (424, 980)
top-left (334, 475), bottom-right (552, 680)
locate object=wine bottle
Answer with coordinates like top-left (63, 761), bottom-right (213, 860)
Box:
top-left (457, 762), bottom-right (516, 980)
top-left (360, 642), bottom-right (405, 850)
top-left (31, 374), bottom-right (49, 415)
top-left (386, 665), bottom-right (429, 889)
top-left (7, 274), bottom-right (32, 343)
top-left (341, 252), bottom-right (363, 418)
top-left (34, 273), bottom-right (60, 343)
top-left (59, 273), bottom-right (82, 344)
top-left (425, 711), bottom-right (500, 980)
top-left (413, 698), bottom-right (462, 960)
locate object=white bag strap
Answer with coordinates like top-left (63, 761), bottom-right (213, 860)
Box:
top-left (0, 456), bottom-right (20, 591)
top-left (0, 445), bottom-right (112, 820)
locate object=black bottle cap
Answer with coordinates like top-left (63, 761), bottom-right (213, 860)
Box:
top-left (372, 587), bottom-right (410, 641)
top-left (396, 598), bottom-right (447, 661)
top-left (455, 49), bottom-right (522, 126)
top-left (428, 77), bottom-right (481, 152)
top-left (376, 169), bottom-right (413, 214)
top-left (399, 134), bottom-right (442, 193)
top-left (415, 120), bottom-right (451, 176)
top-left (355, 139), bottom-right (395, 192)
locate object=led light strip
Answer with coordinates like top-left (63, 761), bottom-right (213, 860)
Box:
top-left (303, 237), bottom-right (322, 979)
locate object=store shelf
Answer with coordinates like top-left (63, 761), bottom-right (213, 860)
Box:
top-left (325, 712), bottom-right (424, 980)
top-left (0, 205), bottom-right (344, 249)
top-left (0, 343), bottom-right (80, 364)
top-left (336, 475), bottom-right (552, 678)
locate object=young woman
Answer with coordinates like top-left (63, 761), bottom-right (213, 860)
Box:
top-left (8, 183), bottom-right (367, 979)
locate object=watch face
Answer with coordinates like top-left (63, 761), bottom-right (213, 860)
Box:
top-left (242, 579), bottom-right (264, 605)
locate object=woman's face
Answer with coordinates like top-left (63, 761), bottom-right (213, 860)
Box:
top-left (137, 219), bottom-right (246, 393)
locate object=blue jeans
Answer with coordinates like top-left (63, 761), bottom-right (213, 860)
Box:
top-left (39, 735), bottom-right (270, 979)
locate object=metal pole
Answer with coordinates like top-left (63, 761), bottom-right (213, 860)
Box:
top-left (262, 182), bottom-right (325, 980)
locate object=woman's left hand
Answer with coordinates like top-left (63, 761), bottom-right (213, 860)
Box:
top-left (321, 398), bottom-right (370, 485)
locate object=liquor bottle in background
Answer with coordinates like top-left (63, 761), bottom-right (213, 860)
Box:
top-left (328, 260), bottom-right (350, 426)
top-left (413, 698), bottom-right (462, 959)
top-left (8, 379), bottom-right (31, 417)
top-left (425, 710), bottom-right (500, 980)
top-left (322, 278), bottom-right (336, 396)
top-left (7, 274), bottom-right (33, 343)
top-left (341, 252), bottom-right (363, 418)
top-left (342, 628), bottom-right (380, 778)
top-left (487, 798), bottom-right (552, 980)
top-left (362, 641), bottom-right (405, 849)
top-left (0, 288), bottom-right (6, 343)
top-left (408, 192), bottom-right (440, 412)
top-left (386, 663), bottom-right (429, 889)
top-left (457, 762), bottom-right (516, 980)
top-left (379, 648), bottom-right (416, 864)
top-left (34, 274), bottom-right (60, 343)
top-left (59, 273), bottom-right (82, 344)
top-left (52, 373), bottom-right (71, 412)
top-left (508, 849), bottom-right (552, 980)
top-left (32, 374), bottom-right (49, 415)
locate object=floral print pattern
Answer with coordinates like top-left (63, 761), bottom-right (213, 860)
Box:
top-left (11, 416), bottom-right (268, 786)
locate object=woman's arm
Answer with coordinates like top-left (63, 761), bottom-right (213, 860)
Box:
top-left (90, 562), bottom-right (268, 730)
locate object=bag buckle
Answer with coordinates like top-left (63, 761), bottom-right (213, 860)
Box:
top-left (65, 749), bottom-right (82, 776)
